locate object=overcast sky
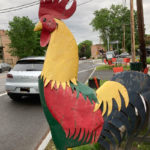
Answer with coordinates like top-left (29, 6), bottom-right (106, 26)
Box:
top-left (0, 0), bottom-right (150, 44)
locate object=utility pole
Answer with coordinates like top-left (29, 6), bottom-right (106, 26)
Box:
top-left (136, 0), bottom-right (147, 69)
top-left (107, 36), bottom-right (110, 51)
top-left (130, 0), bottom-right (136, 62)
top-left (122, 24), bottom-right (126, 52)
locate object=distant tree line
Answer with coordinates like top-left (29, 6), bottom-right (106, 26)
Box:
top-left (90, 4), bottom-right (139, 53)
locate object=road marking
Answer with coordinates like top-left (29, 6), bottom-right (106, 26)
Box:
top-left (78, 68), bottom-right (94, 73)
top-left (37, 131), bottom-right (52, 150)
top-left (85, 67), bottom-right (96, 84)
top-left (0, 92), bottom-right (7, 97)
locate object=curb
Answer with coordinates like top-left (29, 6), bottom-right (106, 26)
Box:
top-left (36, 130), bottom-right (52, 150)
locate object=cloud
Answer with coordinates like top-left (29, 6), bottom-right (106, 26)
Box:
top-left (0, 0), bottom-right (149, 44)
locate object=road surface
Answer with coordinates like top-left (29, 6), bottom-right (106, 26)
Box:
top-left (0, 59), bottom-right (101, 150)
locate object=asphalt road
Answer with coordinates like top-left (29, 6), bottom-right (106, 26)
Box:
top-left (0, 60), bottom-right (100, 150)
top-left (0, 72), bottom-right (7, 94)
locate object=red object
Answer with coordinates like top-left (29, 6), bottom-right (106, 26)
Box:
top-left (93, 77), bottom-right (99, 89)
top-left (7, 74), bottom-right (13, 78)
top-left (39, 0), bottom-right (77, 19)
top-left (104, 59), bottom-right (107, 64)
top-left (123, 58), bottom-right (130, 65)
top-left (144, 67), bottom-right (149, 74)
top-left (113, 67), bottom-right (124, 74)
top-left (38, 0), bottom-right (76, 47)
top-left (44, 82), bottom-right (104, 143)
top-left (112, 58), bottom-right (116, 63)
top-left (108, 60), bottom-right (115, 66)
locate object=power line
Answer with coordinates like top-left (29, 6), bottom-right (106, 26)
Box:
top-left (0, 0), bottom-right (93, 14)
top-left (0, 0), bottom-right (95, 25)
top-left (78, 0), bottom-right (94, 7)
top-left (0, 1), bottom-right (40, 12)
top-left (0, 3), bottom-right (39, 14)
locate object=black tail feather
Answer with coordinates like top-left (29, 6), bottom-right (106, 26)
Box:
top-left (98, 71), bottom-right (150, 149)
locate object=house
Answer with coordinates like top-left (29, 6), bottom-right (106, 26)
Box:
top-left (91, 44), bottom-right (105, 59)
top-left (0, 30), bottom-right (18, 65)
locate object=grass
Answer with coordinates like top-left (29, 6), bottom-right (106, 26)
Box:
top-left (147, 57), bottom-right (150, 64)
top-left (45, 139), bottom-right (101, 150)
top-left (96, 65), bottom-right (130, 71)
top-left (100, 79), bottom-right (107, 85)
top-left (72, 143), bottom-right (101, 150)
top-left (45, 139), bottom-right (150, 150)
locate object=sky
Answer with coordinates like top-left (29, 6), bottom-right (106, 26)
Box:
top-left (0, 0), bottom-right (150, 45)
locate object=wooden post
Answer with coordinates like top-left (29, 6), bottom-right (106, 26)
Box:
top-left (136, 0), bottom-right (147, 69)
top-left (122, 24), bottom-right (126, 52)
top-left (130, 0), bottom-right (136, 62)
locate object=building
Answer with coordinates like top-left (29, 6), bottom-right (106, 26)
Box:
top-left (0, 30), bottom-right (18, 65)
top-left (91, 44), bottom-right (105, 59)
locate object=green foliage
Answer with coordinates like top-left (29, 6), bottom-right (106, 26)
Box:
top-left (78, 40), bottom-right (92, 58)
top-left (147, 57), bottom-right (150, 64)
top-left (7, 16), bottom-right (45, 58)
top-left (90, 5), bottom-right (138, 52)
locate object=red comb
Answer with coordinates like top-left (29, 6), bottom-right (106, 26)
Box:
top-left (39, 0), bottom-right (76, 19)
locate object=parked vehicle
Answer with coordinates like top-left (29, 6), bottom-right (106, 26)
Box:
top-left (5, 56), bottom-right (45, 101)
top-left (118, 52), bottom-right (130, 58)
top-left (0, 63), bottom-right (11, 73)
top-left (146, 48), bottom-right (150, 56)
top-left (105, 51), bottom-right (115, 60)
top-left (137, 48), bottom-right (150, 56)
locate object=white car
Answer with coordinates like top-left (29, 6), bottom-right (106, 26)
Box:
top-left (5, 56), bottom-right (44, 101)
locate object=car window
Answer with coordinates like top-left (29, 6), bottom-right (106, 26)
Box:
top-left (13, 60), bottom-right (44, 71)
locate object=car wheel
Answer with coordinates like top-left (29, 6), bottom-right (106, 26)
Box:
top-left (8, 94), bottom-right (22, 101)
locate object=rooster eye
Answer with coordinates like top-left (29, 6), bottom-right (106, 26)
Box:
top-left (43, 18), bottom-right (46, 22)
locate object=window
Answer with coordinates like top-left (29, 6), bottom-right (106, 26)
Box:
top-left (13, 60), bottom-right (44, 71)
top-left (0, 47), bottom-right (3, 59)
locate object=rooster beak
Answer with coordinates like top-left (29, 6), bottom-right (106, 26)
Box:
top-left (34, 21), bottom-right (42, 31)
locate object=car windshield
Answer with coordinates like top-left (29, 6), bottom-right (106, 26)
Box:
top-left (13, 60), bottom-right (44, 71)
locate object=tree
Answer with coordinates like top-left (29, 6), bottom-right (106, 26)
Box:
top-left (78, 40), bottom-right (92, 58)
top-left (90, 5), bottom-right (138, 53)
top-left (7, 16), bottom-right (45, 58)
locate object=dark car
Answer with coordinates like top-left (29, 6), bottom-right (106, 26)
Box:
top-left (0, 63), bottom-right (11, 73)
top-left (137, 48), bottom-right (150, 56)
top-left (146, 48), bottom-right (150, 56)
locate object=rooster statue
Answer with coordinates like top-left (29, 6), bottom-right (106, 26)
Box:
top-left (34, 0), bottom-right (150, 150)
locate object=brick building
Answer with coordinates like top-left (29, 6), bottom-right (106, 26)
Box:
top-left (91, 44), bottom-right (105, 59)
top-left (0, 30), bottom-right (18, 65)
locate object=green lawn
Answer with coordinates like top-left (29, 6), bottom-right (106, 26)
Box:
top-left (96, 65), bottom-right (130, 71)
top-left (45, 140), bottom-right (101, 150)
top-left (147, 57), bottom-right (150, 64)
